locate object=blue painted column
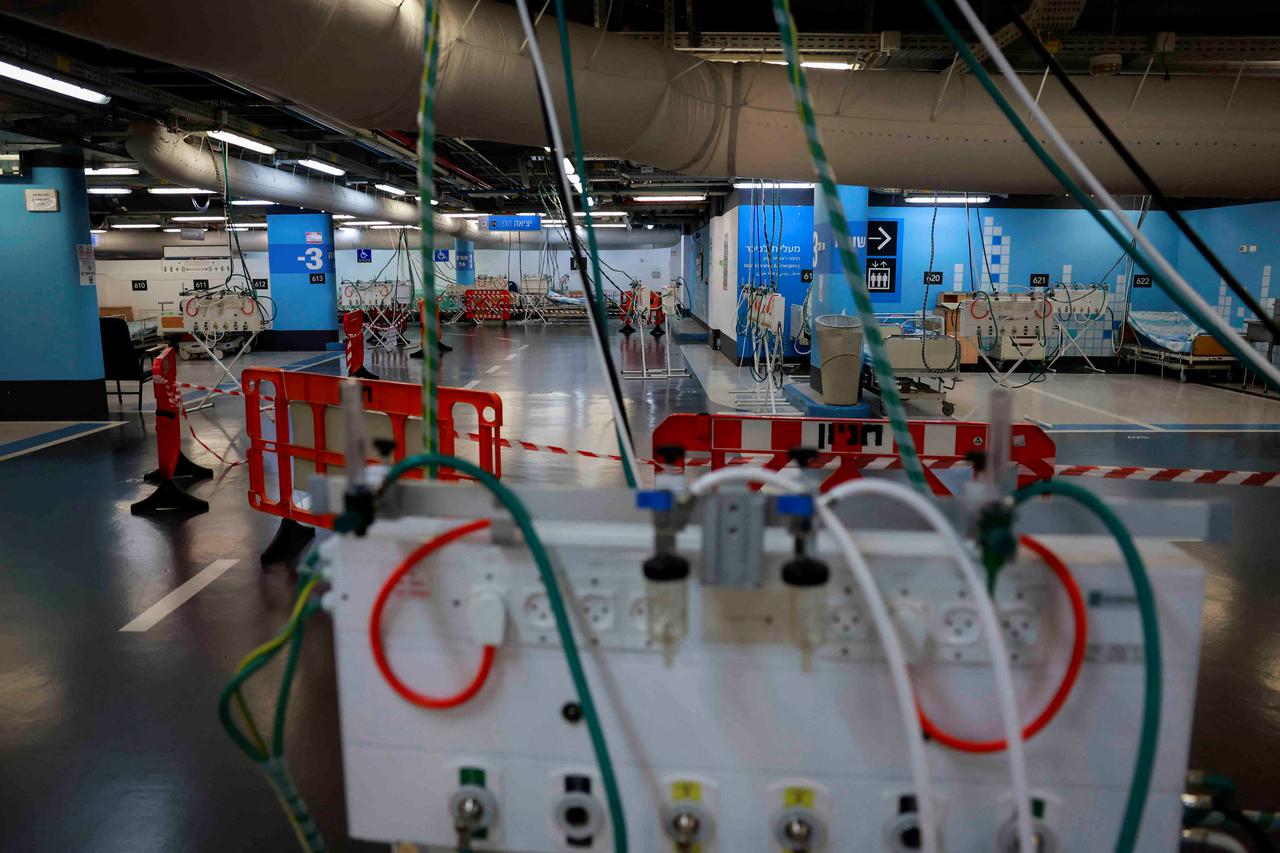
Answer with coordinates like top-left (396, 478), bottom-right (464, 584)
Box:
top-left (0, 150), bottom-right (105, 419)
top-left (265, 212), bottom-right (338, 350)
top-left (811, 186), bottom-right (870, 386)
top-left (454, 238), bottom-right (475, 286)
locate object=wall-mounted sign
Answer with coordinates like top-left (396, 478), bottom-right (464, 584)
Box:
top-left (25, 188), bottom-right (59, 212)
top-left (181, 228), bottom-right (205, 241)
top-left (356, 248), bottom-right (372, 263)
top-left (488, 214), bottom-right (541, 232)
top-left (76, 244), bottom-right (95, 286)
top-left (801, 269), bottom-right (814, 283)
top-left (305, 230), bottom-right (323, 244)
top-left (433, 249), bottom-right (450, 262)
top-left (131, 279), bottom-right (148, 292)
top-left (309, 272), bottom-right (326, 284)
top-left (865, 220), bottom-right (897, 254)
top-left (570, 256), bottom-right (579, 271)
top-left (1030, 273), bottom-right (1050, 287)
top-left (253, 278), bottom-right (269, 291)
top-left (866, 258), bottom-right (896, 292)
top-left (1134, 274), bottom-right (1153, 288)
top-left (193, 279), bottom-right (209, 291)
top-left (923, 270), bottom-right (943, 285)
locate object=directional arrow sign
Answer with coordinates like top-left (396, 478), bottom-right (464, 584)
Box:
top-left (865, 220), bottom-right (898, 256)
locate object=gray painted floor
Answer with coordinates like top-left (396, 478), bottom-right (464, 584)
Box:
top-left (1, 324), bottom-right (1278, 851)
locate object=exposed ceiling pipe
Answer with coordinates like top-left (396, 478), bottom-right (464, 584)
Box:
top-left (93, 223), bottom-right (678, 258)
top-left (13, 0), bottom-right (1280, 195)
top-left (124, 121), bottom-right (678, 249)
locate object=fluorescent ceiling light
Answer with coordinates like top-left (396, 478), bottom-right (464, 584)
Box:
top-left (208, 129), bottom-right (277, 155)
top-left (632, 194), bottom-right (706, 203)
top-left (541, 220), bottom-right (568, 227)
top-left (591, 223), bottom-right (628, 229)
top-left (732, 181), bottom-right (815, 189)
top-left (444, 213), bottom-right (484, 219)
top-left (430, 198), bottom-right (439, 206)
top-left (162, 228), bottom-right (182, 233)
top-left (763, 60), bottom-right (858, 71)
top-left (231, 199), bottom-right (273, 206)
top-left (87, 187), bottom-right (131, 195)
top-left (229, 222), bottom-right (267, 228)
top-left (344, 220), bottom-right (391, 226)
top-left (903, 194), bottom-right (991, 204)
top-left (85, 166), bottom-right (138, 176)
top-left (89, 228), bottom-right (107, 234)
top-left (171, 215), bottom-right (225, 222)
top-left (297, 158), bottom-right (345, 176)
top-left (573, 211), bottom-right (627, 218)
top-left (148, 187), bottom-right (215, 195)
top-left (111, 223), bottom-right (161, 229)
top-left (0, 59), bottom-right (111, 105)
top-left (332, 214), bottom-right (355, 220)
top-left (370, 224), bottom-right (420, 230)
top-left (0, 153), bottom-right (20, 161)
top-left (374, 183), bottom-right (407, 196)
top-left (645, 224), bottom-right (655, 230)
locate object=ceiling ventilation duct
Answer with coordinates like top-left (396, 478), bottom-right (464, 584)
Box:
top-left (123, 122), bottom-right (678, 250)
top-left (11, 0), bottom-right (1280, 196)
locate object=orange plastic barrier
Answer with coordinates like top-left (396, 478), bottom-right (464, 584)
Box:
top-left (342, 310), bottom-right (378, 379)
top-left (244, 368), bottom-right (503, 528)
top-left (131, 346), bottom-right (212, 516)
top-left (464, 288), bottom-right (513, 322)
top-left (651, 412), bottom-right (1056, 496)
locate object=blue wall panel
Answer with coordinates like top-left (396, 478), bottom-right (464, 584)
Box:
top-left (736, 198), bottom-right (814, 357)
top-left (266, 213), bottom-right (337, 332)
top-left (0, 165), bottom-right (101, 381)
top-left (1175, 201), bottom-right (1280, 331)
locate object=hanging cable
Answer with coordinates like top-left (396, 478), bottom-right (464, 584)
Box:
top-left (1005, 9), bottom-right (1280, 343)
top-left (928, 0), bottom-right (1280, 391)
top-left (770, 0), bottom-right (929, 493)
top-left (522, 0), bottom-right (641, 486)
top-left (416, 0), bottom-right (444, 466)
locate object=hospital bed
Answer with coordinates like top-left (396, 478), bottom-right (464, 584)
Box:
top-left (1121, 310), bottom-right (1235, 382)
top-left (864, 314), bottom-right (962, 416)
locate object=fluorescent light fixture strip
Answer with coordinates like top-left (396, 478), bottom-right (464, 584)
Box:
top-left (297, 158), bottom-right (345, 176)
top-left (0, 59), bottom-right (111, 104)
top-left (207, 129), bottom-right (277, 155)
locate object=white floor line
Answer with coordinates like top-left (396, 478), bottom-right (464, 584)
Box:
top-left (1020, 386), bottom-right (1163, 431)
top-left (119, 559), bottom-right (239, 632)
top-left (519, 344), bottom-right (529, 351)
top-left (0, 422), bottom-right (124, 463)
top-left (462, 379), bottom-right (481, 390)
top-left (485, 364), bottom-right (502, 375)
top-left (504, 354), bottom-right (519, 361)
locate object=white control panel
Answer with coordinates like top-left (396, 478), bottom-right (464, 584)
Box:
top-left (181, 293), bottom-right (264, 334)
top-left (321, 499), bottom-right (1204, 853)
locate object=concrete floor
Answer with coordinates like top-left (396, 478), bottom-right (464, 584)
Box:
top-left (1, 324), bottom-right (1279, 851)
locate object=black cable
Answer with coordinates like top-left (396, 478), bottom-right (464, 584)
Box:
top-left (1220, 808), bottom-right (1276, 853)
top-left (1006, 8), bottom-right (1280, 342)
top-left (526, 70), bottom-right (637, 455)
top-left (921, 197), bottom-right (939, 369)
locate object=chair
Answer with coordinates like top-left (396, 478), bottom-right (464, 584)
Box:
top-left (99, 317), bottom-right (153, 410)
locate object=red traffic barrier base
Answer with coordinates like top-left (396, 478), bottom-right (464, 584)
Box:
top-left (132, 346), bottom-right (213, 517)
top-left (343, 310), bottom-right (379, 380)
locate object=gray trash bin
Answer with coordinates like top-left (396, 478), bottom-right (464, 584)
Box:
top-left (815, 314), bottom-right (863, 405)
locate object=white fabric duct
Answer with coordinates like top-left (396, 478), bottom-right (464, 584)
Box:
top-left (12, 0), bottom-right (1280, 195)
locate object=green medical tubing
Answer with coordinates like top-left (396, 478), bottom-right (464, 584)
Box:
top-left (417, 0), bottom-right (443, 466)
top-left (921, 0), bottom-right (1277, 392)
top-left (273, 601), bottom-right (321, 756)
top-left (770, 0), bottom-right (928, 493)
top-left (1014, 478), bottom-right (1161, 853)
top-left (381, 453), bottom-right (629, 853)
top-left (551, 0), bottom-right (637, 488)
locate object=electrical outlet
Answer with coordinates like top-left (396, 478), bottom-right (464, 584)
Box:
top-left (522, 590), bottom-right (555, 629)
top-left (578, 592), bottom-right (616, 632)
top-left (627, 593), bottom-right (650, 632)
top-left (828, 604), bottom-right (869, 641)
top-left (937, 604), bottom-right (982, 645)
top-left (999, 607), bottom-right (1040, 650)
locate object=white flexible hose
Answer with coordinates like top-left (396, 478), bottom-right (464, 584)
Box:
top-left (688, 466), bottom-right (805, 496)
top-left (815, 502), bottom-right (939, 853)
top-left (821, 478), bottom-right (1035, 853)
top-left (948, 0), bottom-right (1280, 391)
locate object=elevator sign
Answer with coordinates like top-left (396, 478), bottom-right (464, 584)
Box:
top-left (864, 218), bottom-right (902, 299)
